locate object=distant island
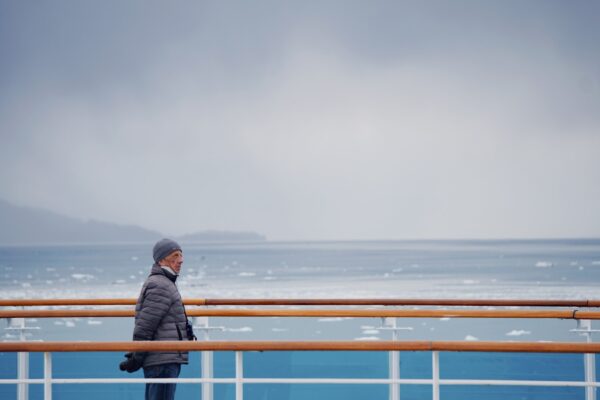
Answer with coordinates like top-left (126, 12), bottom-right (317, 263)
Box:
top-left (177, 230), bottom-right (266, 243)
top-left (0, 199), bottom-right (266, 245)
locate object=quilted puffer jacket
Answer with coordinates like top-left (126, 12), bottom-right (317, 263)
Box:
top-left (133, 263), bottom-right (189, 367)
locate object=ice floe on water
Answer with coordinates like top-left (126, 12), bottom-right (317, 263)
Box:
top-left (362, 329), bottom-right (380, 335)
top-left (506, 329), bottom-right (531, 336)
top-left (238, 272), bottom-right (256, 277)
top-left (464, 335), bottom-right (478, 341)
top-left (318, 317), bottom-right (354, 322)
top-left (71, 274), bottom-right (95, 280)
top-left (354, 336), bottom-right (380, 341)
top-left (535, 261), bottom-right (553, 268)
top-left (226, 327), bottom-right (253, 333)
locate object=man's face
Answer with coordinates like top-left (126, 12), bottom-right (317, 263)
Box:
top-left (162, 250), bottom-right (184, 274)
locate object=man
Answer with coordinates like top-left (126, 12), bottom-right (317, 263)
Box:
top-left (120, 238), bottom-right (190, 400)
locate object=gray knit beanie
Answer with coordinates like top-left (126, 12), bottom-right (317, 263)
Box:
top-left (153, 238), bottom-right (182, 262)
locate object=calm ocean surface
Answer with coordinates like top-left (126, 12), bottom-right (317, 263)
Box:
top-left (1, 239), bottom-right (600, 399)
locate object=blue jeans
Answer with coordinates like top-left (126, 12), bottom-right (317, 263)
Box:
top-left (143, 363), bottom-right (181, 400)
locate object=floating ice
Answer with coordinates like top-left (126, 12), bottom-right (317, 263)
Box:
top-left (238, 272), bottom-right (256, 277)
top-left (535, 261), bottom-right (553, 268)
top-left (506, 330), bottom-right (531, 336)
top-left (463, 280), bottom-right (479, 284)
top-left (464, 335), bottom-right (479, 341)
top-left (87, 320), bottom-right (103, 325)
top-left (355, 336), bottom-right (380, 341)
top-left (362, 329), bottom-right (380, 335)
top-left (71, 274), bottom-right (95, 281)
top-left (272, 328), bottom-right (288, 332)
top-left (318, 317), bottom-right (353, 322)
top-left (65, 321), bottom-right (76, 328)
top-left (227, 327), bottom-right (253, 332)
top-left (440, 317), bottom-right (450, 322)
top-left (131, 256), bottom-right (139, 261)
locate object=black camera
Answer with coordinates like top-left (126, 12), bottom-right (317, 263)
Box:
top-left (186, 319), bottom-right (197, 341)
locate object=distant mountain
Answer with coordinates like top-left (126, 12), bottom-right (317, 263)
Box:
top-left (177, 230), bottom-right (266, 243)
top-left (0, 199), bottom-right (266, 245)
top-left (0, 199), bottom-right (162, 245)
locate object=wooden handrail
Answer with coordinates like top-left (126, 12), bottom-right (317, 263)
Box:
top-left (1, 298), bottom-right (599, 307)
top-left (203, 299), bottom-right (600, 307)
top-left (1, 308), bottom-right (599, 319)
top-left (0, 340), bottom-right (599, 353)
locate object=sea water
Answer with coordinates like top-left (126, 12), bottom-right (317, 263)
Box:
top-left (1, 239), bottom-right (600, 399)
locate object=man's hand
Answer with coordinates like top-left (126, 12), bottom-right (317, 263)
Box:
top-left (119, 352), bottom-right (143, 373)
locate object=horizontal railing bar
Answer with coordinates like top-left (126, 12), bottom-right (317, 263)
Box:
top-left (203, 299), bottom-right (600, 307)
top-left (2, 377), bottom-right (600, 387)
top-left (1, 298), bottom-right (599, 307)
top-left (244, 379), bottom-right (600, 387)
top-left (1, 308), bottom-right (599, 319)
top-left (1, 340), bottom-right (600, 353)
top-left (438, 379), bottom-right (600, 387)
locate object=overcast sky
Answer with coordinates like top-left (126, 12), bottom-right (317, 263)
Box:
top-left (1, 1), bottom-right (599, 240)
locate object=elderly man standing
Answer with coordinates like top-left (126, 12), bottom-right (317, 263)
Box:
top-left (120, 238), bottom-right (191, 400)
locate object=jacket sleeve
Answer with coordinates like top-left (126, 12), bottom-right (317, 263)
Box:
top-left (133, 279), bottom-right (173, 341)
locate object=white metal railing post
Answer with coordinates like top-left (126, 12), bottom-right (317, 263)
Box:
top-left (44, 352), bottom-right (52, 400)
top-left (16, 314), bottom-right (29, 400)
top-left (197, 316), bottom-right (213, 400)
top-left (381, 317), bottom-right (412, 400)
top-left (432, 351), bottom-right (440, 400)
top-left (572, 319), bottom-right (599, 400)
top-left (235, 351), bottom-right (243, 400)
top-left (583, 320), bottom-right (597, 400)
top-left (385, 317), bottom-right (400, 400)
top-left (194, 315), bottom-right (224, 400)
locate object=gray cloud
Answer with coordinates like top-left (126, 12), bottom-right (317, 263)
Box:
top-left (1, 1), bottom-right (599, 239)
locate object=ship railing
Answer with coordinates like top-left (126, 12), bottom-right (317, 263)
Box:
top-left (1, 341), bottom-right (600, 400)
top-left (2, 298), bottom-right (600, 400)
top-left (2, 298), bottom-right (600, 307)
